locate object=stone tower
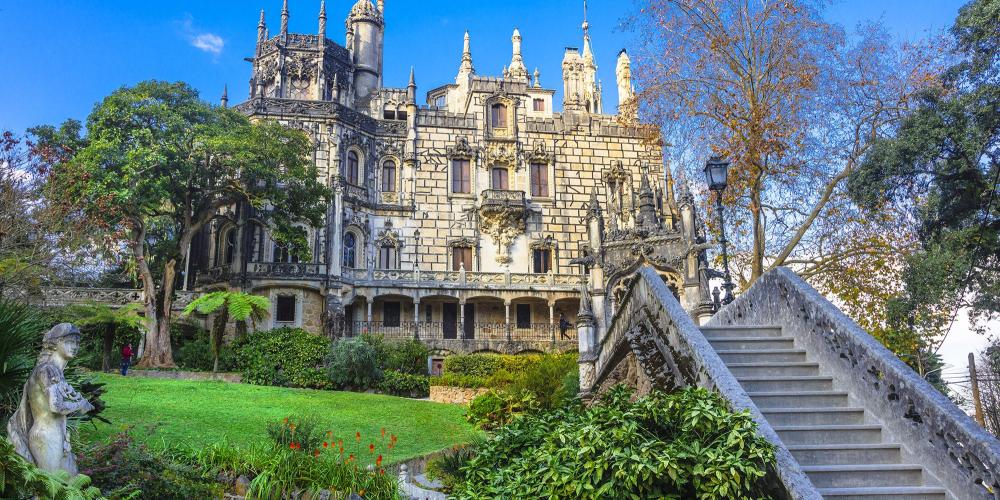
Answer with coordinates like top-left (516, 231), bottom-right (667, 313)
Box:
top-left (562, 1), bottom-right (602, 114)
top-left (346, 0), bottom-right (384, 101)
top-left (616, 49), bottom-right (637, 121)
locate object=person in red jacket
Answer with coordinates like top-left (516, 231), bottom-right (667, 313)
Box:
top-left (120, 343), bottom-right (133, 376)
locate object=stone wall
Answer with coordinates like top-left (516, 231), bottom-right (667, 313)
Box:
top-left (429, 385), bottom-right (489, 405)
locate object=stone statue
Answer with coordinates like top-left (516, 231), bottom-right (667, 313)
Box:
top-left (7, 323), bottom-right (94, 475)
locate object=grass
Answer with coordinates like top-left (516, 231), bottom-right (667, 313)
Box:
top-left (79, 374), bottom-right (478, 462)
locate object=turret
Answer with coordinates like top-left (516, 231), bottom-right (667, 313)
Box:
top-left (616, 49), bottom-right (637, 120)
top-left (257, 9), bottom-right (267, 50)
top-left (508, 28), bottom-right (529, 83)
top-left (562, 47), bottom-right (585, 112)
top-left (280, 0), bottom-right (289, 39)
top-left (584, 190), bottom-right (605, 252)
top-left (533, 68), bottom-right (541, 88)
top-left (347, 0), bottom-right (385, 100)
top-left (220, 84), bottom-right (229, 108)
top-left (456, 31), bottom-right (475, 85)
top-left (580, 0), bottom-right (601, 113)
top-left (319, 0), bottom-right (327, 41)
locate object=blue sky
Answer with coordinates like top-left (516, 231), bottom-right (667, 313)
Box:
top-left (0, 0), bottom-right (967, 135)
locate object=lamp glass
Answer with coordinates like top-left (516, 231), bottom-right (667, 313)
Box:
top-left (704, 157), bottom-right (730, 191)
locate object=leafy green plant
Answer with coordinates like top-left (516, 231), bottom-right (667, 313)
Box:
top-left (456, 386), bottom-right (775, 499)
top-left (364, 335), bottom-right (430, 375)
top-left (173, 331), bottom-right (237, 372)
top-left (429, 373), bottom-right (491, 389)
top-left (1, 435), bottom-right (103, 499)
top-left (66, 302), bottom-right (144, 373)
top-left (465, 390), bottom-right (537, 430)
top-left (443, 353), bottom-right (506, 378)
top-left (183, 291), bottom-right (270, 372)
top-left (327, 337), bottom-right (383, 389)
top-left (0, 301), bottom-right (46, 423)
top-left (232, 327), bottom-right (330, 389)
top-left (377, 370), bottom-right (429, 397)
top-left (507, 353), bottom-right (578, 410)
top-left (266, 415), bottom-right (324, 453)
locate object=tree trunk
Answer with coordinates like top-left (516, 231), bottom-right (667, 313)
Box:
top-left (102, 324), bottom-right (114, 373)
top-left (749, 183), bottom-right (765, 283)
top-left (212, 308), bottom-right (229, 373)
top-left (135, 252), bottom-right (178, 369)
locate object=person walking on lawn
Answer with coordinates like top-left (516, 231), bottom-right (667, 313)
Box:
top-left (120, 343), bottom-right (133, 376)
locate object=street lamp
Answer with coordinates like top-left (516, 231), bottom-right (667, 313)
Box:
top-left (704, 156), bottom-right (735, 305)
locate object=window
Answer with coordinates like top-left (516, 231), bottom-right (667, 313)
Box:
top-left (383, 302), bottom-right (401, 327)
top-left (434, 95), bottom-right (446, 107)
top-left (347, 151), bottom-right (360, 185)
top-left (397, 110), bottom-right (407, 121)
top-left (491, 167), bottom-right (509, 190)
top-left (276, 295), bottom-right (296, 323)
top-left (383, 109), bottom-right (396, 120)
top-left (533, 248), bottom-right (552, 273)
top-left (343, 232), bottom-right (357, 268)
top-left (451, 159), bottom-right (471, 193)
top-left (516, 304), bottom-right (531, 328)
top-left (220, 227), bottom-right (236, 265)
top-left (273, 242), bottom-right (300, 263)
top-left (491, 104), bottom-right (508, 128)
top-left (378, 244), bottom-right (397, 270)
top-left (533, 98), bottom-right (545, 112)
top-left (424, 304), bottom-right (432, 323)
top-left (452, 247), bottom-right (472, 271)
top-left (529, 163), bottom-right (548, 197)
top-left (381, 160), bottom-right (396, 192)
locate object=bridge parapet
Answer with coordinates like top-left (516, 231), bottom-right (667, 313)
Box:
top-left (709, 267), bottom-right (1000, 499)
top-left (584, 266), bottom-right (821, 500)
top-left (14, 287), bottom-right (197, 310)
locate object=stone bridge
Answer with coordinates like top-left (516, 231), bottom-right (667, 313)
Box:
top-left (580, 266), bottom-right (1000, 500)
top-left (15, 287), bottom-right (197, 310)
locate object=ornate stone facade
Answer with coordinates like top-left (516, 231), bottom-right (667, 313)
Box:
top-left (189, 1), bottom-right (713, 354)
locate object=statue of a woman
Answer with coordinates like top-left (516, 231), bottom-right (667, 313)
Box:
top-left (7, 323), bottom-right (94, 475)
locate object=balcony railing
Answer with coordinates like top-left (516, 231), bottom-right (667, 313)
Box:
top-left (343, 268), bottom-right (584, 288)
top-left (480, 189), bottom-right (526, 209)
top-left (349, 321), bottom-right (577, 343)
top-left (248, 262), bottom-right (326, 279)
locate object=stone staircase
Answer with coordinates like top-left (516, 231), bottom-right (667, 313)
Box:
top-left (702, 325), bottom-right (948, 500)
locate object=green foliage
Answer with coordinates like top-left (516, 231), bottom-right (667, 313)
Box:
top-left (426, 440), bottom-right (482, 494)
top-left (363, 334), bottom-right (430, 375)
top-left (327, 337), bottom-right (383, 389)
top-left (457, 386), bottom-right (775, 499)
top-left (266, 415), bottom-right (324, 452)
top-left (0, 435), bottom-right (103, 499)
top-left (232, 328), bottom-right (331, 389)
top-left (183, 291), bottom-right (270, 372)
top-left (173, 333), bottom-right (237, 372)
top-left (430, 373), bottom-right (492, 389)
top-left (508, 354), bottom-right (578, 410)
top-left (443, 353), bottom-right (507, 378)
top-left (0, 301), bottom-right (46, 423)
top-left (466, 390), bottom-right (537, 431)
top-left (77, 429), bottom-right (221, 499)
top-left (377, 370), bottom-right (430, 398)
top-left (65, 302), bottom-right (144, 373)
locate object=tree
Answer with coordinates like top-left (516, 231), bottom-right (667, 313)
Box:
top-left (0, 300), bottom-right (46, 422)
top-left (628, 1), bottom-right (936, 311)
top-left (182, 291), bottom-right (269, 372)
top-left (66, 303), bottom-right (144, 373)
top-left (35, 81), bottom-right (329, 368)
top-left (849, 0), bottom-right (1000, 333)
top-left (977, 341), bottom-right (1000, 436)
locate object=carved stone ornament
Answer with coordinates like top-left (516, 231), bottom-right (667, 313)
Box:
top-left (448, 236), bottom-right (477, 248)
top-left (486, 141), bottom-right (520, 169)
top-left (526, 140), bottom-right (555, 164)
top-left (375, 220), bottom-right (401, 248)
top-left (376, 139), bottom-right (404, 158)
top-left (602, 160), bottom-right (630, 185)
top-left (530, 234), bottom-right (558, 250)
top-left (7, 324), bottom-right (94, 476)
top-left (446, 137), bottom-right (478, 159)
top-left (479, 208), bottom-right (526, 264)
top-left (285, 56), bottom-right (317, 81)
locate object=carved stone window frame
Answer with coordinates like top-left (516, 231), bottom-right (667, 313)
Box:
top-left (378, 156), bottom-right (401, 204)
top-left (530, 235), bottom-right (558, 274)
top-left (342, 226), bottom-right (366, 269)
top-left (484, 94), bottom-right (519, 140)
top-left (268, 289), bottom-right (305, 329)
top-left (344, 146), bottom-right (366, 187)
top-left (446, 137), bottom-right (478, 199)
top-left (526, 140), bottom-right (556, 202)
top-left (448, 237), bottom-right (477, 271)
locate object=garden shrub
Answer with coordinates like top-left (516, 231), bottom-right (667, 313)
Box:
top-left (377, 370), bottom-right (430, 397)
top-left (174, 332), bottom-right (237, 372)
top-left (443, 353), bottom-right (506, 378)
top-left (266, 415), bottom-right (324, 452)
top-left (508, 353), bottom-right (578, 410)
top-left (456, 386), bottom-right (775, 499)
top-left (232, 327), bottom-right (331, 389)
top-left (373, 336), bottom-right (430, 375)
top-left (78, 429), bottom-right (223, 499)
top-left (430, 372), bottom-right (491, 389)
top-left (425, 440), bottom-right (482, 494)
top-left (1, 435), bottom-right (102, 499)
top-left (465, 390), bottom-right (537, 430)
top-left (327, 337), bottom-right (383, 389)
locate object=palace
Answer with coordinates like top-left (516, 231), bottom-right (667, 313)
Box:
top-left (189, 0), bottom-right (715, 358)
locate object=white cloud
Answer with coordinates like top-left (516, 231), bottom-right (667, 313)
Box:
top-left (191, 33), bottom-right (224, 55)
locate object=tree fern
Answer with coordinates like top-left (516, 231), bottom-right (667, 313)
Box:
top-left (0, 300), bottom-right (45, 422)
top-left (182, 291), bottom-right (270, 372)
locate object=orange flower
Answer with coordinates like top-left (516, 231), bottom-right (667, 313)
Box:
top-left (360, 489), bottom-right (365, 496)
top-left (355, 431), bottom-right (361, 441)
top-left (323, 442), bottom-right (329, 448)
top-left (289, 424), bottom-right (296, 431)
top-left (289, 443), bottom-right (295, 450)
top-left (390, 434), bottom-right (397, 443)
top-left (380, 427), bottom-right (386, 437)
top-left (376, 454), bottom-right (383, 466)
top-left (369, 443), bottom-right (375, 453)
top-left (379, 469), bottom-right (385, 475)
top-left (314, 449), bottom-right (321, 457)
top-left (339, 446), bottom-right (344, 453)
top-left (283, 417), bottom-right (289, 424)
top-left (348, 453), bottom-right (354, 461)
top-left (338, 440), bottom-right (343, 448)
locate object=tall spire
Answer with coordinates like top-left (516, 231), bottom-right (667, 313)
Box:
top-left (257, 9), bottom-right (267, 45)
top-left (319, 0), bottom-right (327, 39)
top-left (457, 31), bottom-right (475, 81)
top-left (407, 66), bottom-right (416, 102)
top-left (220, 84), bottom-right (229, 108)
top-left (377, 0), bottom-right (384, 14)
top-left (508, 28), bottom-right (529, 82)
top-left (280, 0), bottom-right (289, 38)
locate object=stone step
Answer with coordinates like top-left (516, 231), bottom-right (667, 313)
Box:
top-left (701, 326), bottom-right (784, 338)
top-left (707, 337), bottom-right (797, 351)
top-left (816, 486), bottom-right (947, 500)
top-left (801, 464), bottom-right (926, 489)
top-left (716, 349), bottom-right (808, 364)
top-left (760, 407), bottom-right (865, 426)
top-left (748, 391), bottom-right (850, 409)
top-left (774, 424), bottom-right (883, 445)
top-left (786, 443), bottom-right (902, 465)
top-left (738, 376), bottom-right (834, 392)
top-left (726, 362), bottom-right (822, 378)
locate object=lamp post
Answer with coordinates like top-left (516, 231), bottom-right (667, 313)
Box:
top-left (704, 156), bottom-right (735, 305)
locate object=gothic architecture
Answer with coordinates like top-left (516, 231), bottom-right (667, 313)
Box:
top-left (189, 0), bottom-right (715, 356)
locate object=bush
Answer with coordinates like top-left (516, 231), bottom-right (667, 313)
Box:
top-left (327, 337), bottom-right (383, 389)
top-left (456, 386), bottom-right (775, 499)
top-left (174, 332), bottom-right (237, 372)
top-left (466, 390), bottom-right (536, 430)
top-left (430, 372), bottom-right (491, 389)
top-left (443, 353), bottom-right (506, 378)
top-left (266, 415), bottom-right (324, 452)
top-left (1, 435), bottom-right (102, 499)
top-left (371, 336), bottom-right (430, 375)
top-left (232, 328), bottom-right (331, 389)
top-left (377, 370), bottom-right (430, 397)
top-left (78, 429), bottom-right (223, 499)
top-left (426, 440), bottom-right (482, 494)
top-left (508, 353), bottom-right (578, 410)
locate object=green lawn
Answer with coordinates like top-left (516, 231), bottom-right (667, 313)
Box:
top-left (80, 374), bottom-right (478, 462)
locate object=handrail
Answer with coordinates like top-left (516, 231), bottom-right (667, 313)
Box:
top-left (591, 266), bottom-right (821, 500)
top-left (709, 267), bottom-right (1000, 499)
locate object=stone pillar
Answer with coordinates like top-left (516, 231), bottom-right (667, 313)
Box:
top-left (366, 298), bottom-right (373, 323)
top-left (413, 299), bottom-right (421, 339)
top-left (459, 299), bottom-right (466, 339)
top-left (549, 302), bottom-right (556, 342)
top-left (504, 300), bottom-right (512, 342)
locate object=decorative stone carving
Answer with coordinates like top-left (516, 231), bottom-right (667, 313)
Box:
top-left (525, 140), bottom-right (555, 165)
top-left (375, 220), bottom-right (401, 248)
top-left (485, 141), bottom-right (520, 170)
top-left (530, 234), bottom-right (557, 250)
top-left (479, 203), bottom-right (526, 264)
top-left (7, 324), bottom-right (93, 475)
top-left (446, 137), bottom-right (478, 159)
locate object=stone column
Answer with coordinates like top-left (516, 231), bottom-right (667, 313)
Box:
top-left (413, 299), bottom-right (421, 339)
top-left (459, 299), bottom-right (466, 340)
top-left (504, 300), bottom-right (512, 342)
top-left (366, 298), bottom-right (373, 323)
top-left (548, 301), bottom-right (556, 342)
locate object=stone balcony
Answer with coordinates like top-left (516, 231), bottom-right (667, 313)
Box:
top-left (247, 262), bottom-right (327, 280)
top-left (341, 267), bottom-right (583, 292)
top-left (479, 189), bottom-right (526, 210)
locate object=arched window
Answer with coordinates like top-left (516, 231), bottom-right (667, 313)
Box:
top-left (347, 151), bottom-right (360, 185)
top-left (272, 241), bottom-right (300, 263)
top-left (490, 104), bottom-right (508, 128)
top-left (218, 226), bottom-right (237, 265)
top-left (343, 232), bottom-right (357, 268)
top-left (380, 160), bottom-right (396, 192)
top-left (378, 243), bottom-right (398, 270)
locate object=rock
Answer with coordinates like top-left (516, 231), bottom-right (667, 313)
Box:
top-left (234, 475), bottom-right (251, 496)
